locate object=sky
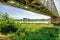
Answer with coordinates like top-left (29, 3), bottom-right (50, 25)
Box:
top-left (0, 0), bottom-right (60, 19)
top-left (54, 0), bottom-right (60, 15)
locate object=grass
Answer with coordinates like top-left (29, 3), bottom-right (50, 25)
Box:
top-left (21, 23), bottom-right (54, 27)
top-left (0, 22), bottom-right (59, 40)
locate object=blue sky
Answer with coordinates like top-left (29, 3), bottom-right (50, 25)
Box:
top-left (0, 0), bottom-right (60, 19)
top-left (0, 4), bottom-right (50, 19)
top-left (54, 0), bottom-right (60, 15)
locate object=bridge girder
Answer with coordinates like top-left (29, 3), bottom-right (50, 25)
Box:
top-left (0, 0), bottom-right (59, 17)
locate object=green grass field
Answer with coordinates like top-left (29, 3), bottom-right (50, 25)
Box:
top-left (21, 23), bottom-right (54, 27)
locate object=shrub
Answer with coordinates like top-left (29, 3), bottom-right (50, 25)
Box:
top-left (0, 13), bottom-right (18, 34)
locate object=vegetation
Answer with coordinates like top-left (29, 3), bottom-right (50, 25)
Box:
top-left (54, 23), bottom-right (60, 27)
top-left (0, 13), bottom-right (60, 40)
top-left (10, 27), bottom-right (59, 40)
top-left (0, 13), bottom-right (18, 34)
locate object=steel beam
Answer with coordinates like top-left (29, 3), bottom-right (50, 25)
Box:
top-left (0, 0), bottom-right (59, 17)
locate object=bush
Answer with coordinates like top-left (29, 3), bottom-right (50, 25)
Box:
top-left (0, 13), bottom-right (18, 34)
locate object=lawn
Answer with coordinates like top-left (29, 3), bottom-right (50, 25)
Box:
top-left (21, 23), bottom-right (54, 27)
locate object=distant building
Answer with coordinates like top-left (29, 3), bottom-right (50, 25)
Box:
top-left (15, 18), bottom-right (51, 24)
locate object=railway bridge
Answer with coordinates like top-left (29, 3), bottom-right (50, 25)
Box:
top-left (0, 0), bottom-right (59, 24)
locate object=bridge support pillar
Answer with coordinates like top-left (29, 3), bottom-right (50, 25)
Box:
top-left (51, 17), bottom-right (60, 24)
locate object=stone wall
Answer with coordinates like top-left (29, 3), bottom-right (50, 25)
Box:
top-left (51, 17), bottom-right (60, 24)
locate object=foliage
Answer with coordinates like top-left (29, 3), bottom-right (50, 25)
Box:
top-left (0, 13), bottom-right (60, 40)
top-left (10, 27), bottom-right (59, 40)
top-left (54, 23), bottom-right (60, 26)
top-left (0, 13), bottom-right (18, 34)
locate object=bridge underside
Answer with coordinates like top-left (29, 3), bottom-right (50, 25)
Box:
top-left (0, 0), bottom-right (59, 17)
top-left (0, 0), bottom-right (59, 24)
